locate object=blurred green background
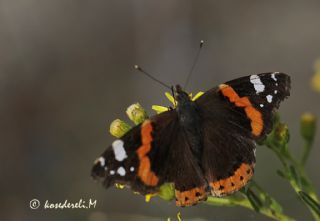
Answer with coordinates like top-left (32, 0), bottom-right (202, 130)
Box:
top-left (1, 1), bottom-right (319, 221)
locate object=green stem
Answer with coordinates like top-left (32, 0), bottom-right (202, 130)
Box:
top-left (265, 134), bottom-right (320, 220)
top-left (205, 197), bottom-right (296, 221)
top-left (283, 147), bottom-right (319, 202)
top-left (301, 140), bottom-right (313, 166)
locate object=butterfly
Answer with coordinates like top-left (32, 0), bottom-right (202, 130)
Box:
top-left (91, 72), bottom-right (291, 207)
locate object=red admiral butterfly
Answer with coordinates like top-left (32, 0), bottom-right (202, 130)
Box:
top-left (91, 72), bottom-right (290, 207)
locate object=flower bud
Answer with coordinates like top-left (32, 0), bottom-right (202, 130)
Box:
top-left (311, 72), bottom-right (320, 93)
top-left (300, 113), bottom-right (316, 142)
top-left (158, 183), bottom-right (175, 201)
top-left (109, 119), bottom-right (131, 138)
top-left (313, 59), bottom-right (320, 71)
top-left (126, 103), bottom-right (148, 125)
top-left (274, 123), bottom-right (290, 147)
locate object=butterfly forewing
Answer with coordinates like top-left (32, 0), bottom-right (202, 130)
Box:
top-left (91, 110), bottom-right (178, 194)
top-left (197, 72), bottom-right (291, 140)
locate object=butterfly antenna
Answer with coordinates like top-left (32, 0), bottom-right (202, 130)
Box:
top-left (184, 40), bottom-right (204, 89)
top-left (134, 65), bottom-right (171, 90)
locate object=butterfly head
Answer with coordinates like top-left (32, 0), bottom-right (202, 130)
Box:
top-left (175, 84), bottom-right (190, 104)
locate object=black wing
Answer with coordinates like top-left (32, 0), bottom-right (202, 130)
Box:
top-left (196, 72), bottom-right (291, 196)
top-left (91, 110), bottom-right (178, 194)
top-left (165, 127), bottom-right (208, 206)
top-left (91, 108), bottom-right (209, 206)
top-left (197, 72), bottom-right (291, 140)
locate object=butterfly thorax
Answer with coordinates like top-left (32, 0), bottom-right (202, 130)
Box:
top-left (175, 85), bottom-right (203, 160)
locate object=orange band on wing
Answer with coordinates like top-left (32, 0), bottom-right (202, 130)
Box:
top-left (219, 84), bottom-right (263, 136)
top-left (136, 120), bottom-right (159, 186)
top-left (175, 186), bottom-right (207, 207)
top-left (210, 163), bottom-right (254, 197)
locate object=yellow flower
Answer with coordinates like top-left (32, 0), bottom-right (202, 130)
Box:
top-left (192, 91), bottom-right (204, 101)
top-left (167, 212), bottom-right (182, 221)
top-left (311, 59), bottom-right (320, 92)
top-left (152, 91), bottom-right (204, 114)
top-left (145, 193), bottom-right (157, 202)
top-left (311, 72), bottom-right (320, 92)
top-left (152, 105), bottom-right (170, 114)
top-left (115, 183), bottom-right (125, 189)
top-left (165, 92), bottom-right (176, 107)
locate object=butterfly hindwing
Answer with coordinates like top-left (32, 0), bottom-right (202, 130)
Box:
top-left (165, 127), bottom-right (208, 206)
top-left (200, 115), bottom-right (256, 196)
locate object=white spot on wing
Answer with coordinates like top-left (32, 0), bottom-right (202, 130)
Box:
top-left (95, 157), bottom-right (105, 167)
top-left (260, 104), bottom-right (264, 107)
top-left (117, 167), bottom-right (126, 176)
top-left (271, 73), bottom-right (278, 81)
top-left (250, 75), bottom-right (265, 94)
top-left (274, 90), bottom-right (278, 94)
top-left (110, 170), bottom-right (115, 175)
top-left (112, 140), bottom-right (127, 162)
top-left (130, 167), bottom-right (135, 172)
top-left (266, 95), bottom-right (273, 103)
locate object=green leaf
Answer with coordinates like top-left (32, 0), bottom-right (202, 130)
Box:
top-left (268, 197), bottom-right (284, 214)
top-left (246, 189), bottom-right (263, 212)
top-left (276, 170), bottom-right (288, 180)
